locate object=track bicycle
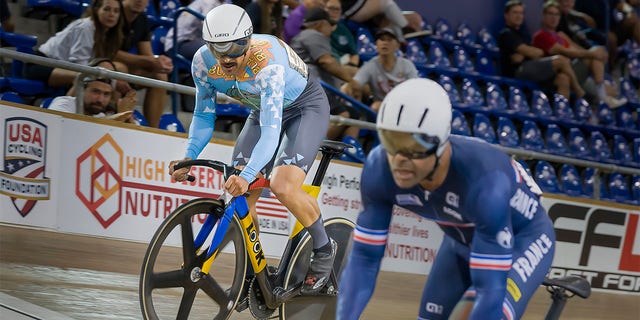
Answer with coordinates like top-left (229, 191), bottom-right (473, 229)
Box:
top-left (140, 140), bottom-right (355, 320)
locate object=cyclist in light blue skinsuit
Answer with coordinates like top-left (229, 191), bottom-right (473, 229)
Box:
top-left (169, 4), bottom-right (337, 297)
top-left (337, 78), bottom-right (555, 320)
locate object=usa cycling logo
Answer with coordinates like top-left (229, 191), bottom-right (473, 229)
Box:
top-left (0, 117), bottom-right (51, 216)
top-left (76, 134), bottom-right (124, 228)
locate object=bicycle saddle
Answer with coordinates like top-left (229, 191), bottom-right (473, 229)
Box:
top-left (320, 140), bottom-right (353, 155)
top-left (542, 276), bottom-right (591, 298)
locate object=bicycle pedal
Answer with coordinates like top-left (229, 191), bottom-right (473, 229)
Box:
top-left (235, 296), bottom-right (249, 312)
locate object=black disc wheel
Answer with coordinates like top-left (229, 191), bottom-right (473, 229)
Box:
top-left (140, 198), bottom-right (248, 320)
top-left (279, 217), bottom-right (354, 320)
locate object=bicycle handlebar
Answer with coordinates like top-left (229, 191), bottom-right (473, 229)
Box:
top-left (173, 159), bottom-right (241, 182)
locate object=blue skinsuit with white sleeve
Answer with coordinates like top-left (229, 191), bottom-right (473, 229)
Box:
top-left (186, 34), bottom-right (329, 182)
top-left (337, 135), bottom-right (555, 320)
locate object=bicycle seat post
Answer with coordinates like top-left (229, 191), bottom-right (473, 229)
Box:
top-left (311, 140), bottom-right (353, 186)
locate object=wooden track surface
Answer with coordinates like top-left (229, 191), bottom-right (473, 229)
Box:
top-left (0, 225), bottom-right (637, 319)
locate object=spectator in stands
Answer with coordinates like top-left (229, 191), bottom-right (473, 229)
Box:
top-left (343, 28), bottom-right (417, 112)
top-left (557, 0), bottom-right (607, 49)
top-left (533, 0), bottom-right (627, 107)
top-left (25, 0), bottom-right (124, 89)
top-left (164, 0), bottom-right (221, 61)
top-left (0, 0), bottom-right (15, 32)
top-left (290, 7), bottom-right (361, 140)
top-left (283, 0), bottom-right (326, 43)
top-left (326, 0), bottom-right (359, 72)
top-left (498, 0), bottom-right (585, 100)
top-left (48, 58), bottom-right (136, 123)
top-left (246, 0), bottom-right (284, 37)
top-left (115, 0), bottom-right (173, 128)
top-left (338, 0), bottom-right (425, 41)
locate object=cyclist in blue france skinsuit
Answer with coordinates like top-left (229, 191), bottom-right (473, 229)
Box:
top-left (337, 78), bottom-right (556, 320)
top-left (169, 4), bottom-right (337, 296)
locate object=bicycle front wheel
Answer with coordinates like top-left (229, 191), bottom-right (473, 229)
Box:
top-left (140, 198), bottom-right (248, 320)
top-left (279, 217), bottom-right (355, 320)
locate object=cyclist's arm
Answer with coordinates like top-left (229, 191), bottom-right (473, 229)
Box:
top-left (467, 172), bottom-right (514, 320)
top-left (185, 51), bottom-right (217, 159)
top-left (337, 154), bottom-right (394, 319)
top-left (238, 64), bottom-right (285, 183)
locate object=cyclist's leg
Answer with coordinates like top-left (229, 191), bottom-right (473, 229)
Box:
top-left (505, 215), bottom-right (556, 319)
top-left (419, 235), bottom-right (471, 320)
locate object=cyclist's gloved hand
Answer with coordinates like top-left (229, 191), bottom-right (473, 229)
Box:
top-left (224, 175), bottom-right (249, 197)
top-left (169, 158), bottom-right (192, 182)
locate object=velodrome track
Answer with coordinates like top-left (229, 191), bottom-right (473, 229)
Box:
top-left (0, 225), bottom-right (638, 320)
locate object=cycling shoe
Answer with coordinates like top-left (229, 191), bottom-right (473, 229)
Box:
top-left (301, 238), bottom-right (337, 294)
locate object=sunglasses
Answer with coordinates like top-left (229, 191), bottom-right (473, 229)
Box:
top-left (208, 37), bottom-right (250, 59)
top-left (379, 130), bottom-right (440, 159)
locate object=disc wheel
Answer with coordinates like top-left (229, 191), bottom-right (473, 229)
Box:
top-left (140, 198), bottom-right (248, 320)
top-left (279, 217), bottom-right (354, 319)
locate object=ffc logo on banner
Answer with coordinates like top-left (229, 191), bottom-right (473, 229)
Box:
top-left (0, 117), bottom-right (51, 216)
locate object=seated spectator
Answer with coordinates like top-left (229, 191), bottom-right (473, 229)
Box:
top-left (290, 7), bottom-right (362, 141)
top-left (533, 0), bottom-right (627, 107)
top-left (49, 58), bottom-right (136, 123)
top-left (25, 0), bottom-right (124, 89)
top-left (498, 0), bottom-right (585, 100)
top-left (283, 0), bottom-right (325, 43)
top-left (343, 28), bottom-right (417, 112)
top-left (339, 0), bottom-right (425, 41)
top-left (558, 0), bottom-right (607, 49)
top-left (1, 0), bottom-right (15, 32)
top-left (164, 0), bottom-right (222, 61)
top-left (246, 0), bottom-right (283, 37)
top-left (115, 0), bottom-right (173, 128)
top-left (325, 0), bottom-right (359, 73)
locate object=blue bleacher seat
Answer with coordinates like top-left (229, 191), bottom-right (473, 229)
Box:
top-left (461, 78), bottom-right (484, 108)
top-left (545, 123), bottom-right (568, 155)
top-left (159, 113), bottom-right (185, 132)
top-left (608, 173), bottom-right (631, 202)
top-left (568, 127), bottom-right (590, 159)
top-left (26, 0), bottom-right (88, 18)
top-left (573, 97), bottom-right (593, 123)
top-left (521, 120), bottom-right (544, 151)
top-left (151, 26), bottom-right (168, 56)
top-left (589, 131), bottom-right (611, 162)
top-left (0, 91), bottom-right (25, 104)
top-left (559, 164), bottom-right (583, 197)
top-left (434, 18), bottom-right (456, 43)
top-left (475, 48), bottom-right (497, 76)
top-left (132, 109), bottom-right (149, 126)
top-left (582, 167), bottom-right (609, 200)
top-left (405, 39), bottom-right (428, 66)
top-left (613, 135), bottom-right (633, 166)
top-left (485, 83), bottom-right (508, 110)
top-left (628, 55), bottom-right (640, 80)
top-left (472, 113), bottom-right (495, 143)
top-left (535, 160), bottom-right (560, 193)
top-left (40, 97), bottom-right (54, 108)
top-left (451, 110), bottom-right (471, 136)
top-left (456, 23), bottom-right (476, 47)
top-left (439, 75), bottom-right (462, 106)
top-left (356, 27), bottom-right (377, 62)
top-left (428, 41), bottom-right (452, 70)
top-left (553, 93), bottom-right (574, 120)
top-left (477, 28), bottom-right (499, 55)
top-left (531, 90), bottom-right (553, 118)
top-left (160, 0), bottom-right (180, 18)
top-left (508, 86), bottom-right (530, 115)
top-left (453, 46), bottom-right (475, 73)
top-left (596, 102), bottom-right (615, 126)
top-left (634, 138), bottom-right (640, 164)
top-left (339, 136), bottom-right (365, 163)
top-left (632, 175), bottom-right (640, 204)
top-left (619, 77), bottom-right (639, 104)
top-left (615, 106), bottom-right (636, 130)
top-left (497, 116), bottom-right (519, 147)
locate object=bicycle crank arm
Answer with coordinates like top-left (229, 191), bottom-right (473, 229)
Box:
top-left (274, 284), bottom-right (302, 304)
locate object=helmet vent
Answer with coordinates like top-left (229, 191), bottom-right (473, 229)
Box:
top-left (418, 108), bottom-right (429, 128)
top-left (395, 104), bottom-right (404, 126)
top-left (204, 19), bottom-right (213, 39)
top-left (232, 11), bottom-right (247, 36)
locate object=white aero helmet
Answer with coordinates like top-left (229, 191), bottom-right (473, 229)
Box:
top-left (203, 4), bottom-right (253, 58)
top-left (377, 78), bottom-right (452, 157)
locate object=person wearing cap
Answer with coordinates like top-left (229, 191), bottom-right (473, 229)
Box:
top-left (343, 27), bottom-right (417, 112)
top-left (337, 78), bottom-right (555, 320)
top-left (290, 6), bottom-right (363, 140)
top-left (48, 58), bottom-right (137, 123)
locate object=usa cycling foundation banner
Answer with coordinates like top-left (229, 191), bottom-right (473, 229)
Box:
top-left (1, 103), bottom-right (638, 296)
